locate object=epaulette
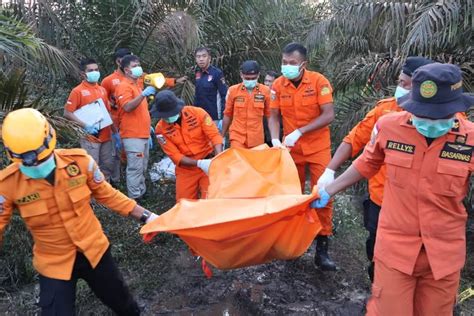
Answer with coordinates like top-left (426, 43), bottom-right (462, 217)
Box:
top-left (56, 148), bottom-right (88, 156)
top-left (0, 163), bottom-right (20, 181)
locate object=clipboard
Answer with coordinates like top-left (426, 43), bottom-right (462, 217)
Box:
top-left (73, 98), bottom-right (113, 130)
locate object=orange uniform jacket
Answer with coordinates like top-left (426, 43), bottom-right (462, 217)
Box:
top-left (343, 97), bottom-right (401, 205)
top-left (115, 77), bottom-right (151, 139)
top-left (0, 149), bottom-right (137, 280)
top-left (65, 81), bottom-right (112, 142)
top-left (224, 83), bottom-right (271, 148)
top-left (354, 111), bottom-right (474, 280)
top-left (270, 70), bottom-right (334, 156)
top-left (155, 106), bottom-right (223, 165)
top-left (102, 71), bottom-right (176, 127)
top-left (344, 98), bottom-right (468, 206)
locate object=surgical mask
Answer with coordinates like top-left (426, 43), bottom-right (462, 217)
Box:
top-left (164, 113), bottom-right (180, 124)
top-left (281, 64), bottom-right (301, 80)
top-left (243, 79), bottom-right (257, 89)
top-left (20, 155), bottom-right (56, 179)
top-left (131, 66), bottom-right (143, 78)
top-left (86, 71), bottom-right (101, 83)
top-left (394, 86), bottom-right (410, 99)
top-left (412, 115), bottom-right (454, 138)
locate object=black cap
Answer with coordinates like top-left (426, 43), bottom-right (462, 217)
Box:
top-left (150, 90), bottom-right (185, 119)
top-left (240, 60), bottom-right (260, 75)
top-left (401, 63), bottom-right (474, 119)
top-left (114, 48), bottom-right (132, 60)
top-left (402, 56), bottom-right (433, 77)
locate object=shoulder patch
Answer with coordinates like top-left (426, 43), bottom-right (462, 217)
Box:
top-left (93, 167), bottom-right (105, 183)
top-left (205, 116), bottom-right (213, 126)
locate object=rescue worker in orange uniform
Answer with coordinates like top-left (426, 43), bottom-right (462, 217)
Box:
top-left (102, 49), bottom-right (188, 184)
top-left (114, 55), bottom-right (155, 200)
top-left (64, 58), bottom-right (115, 181)
top-left (317, 56), bottom-right (433, 281)
top-left (221, 60), bottom-right (271, 148)
top-left (0, 108), bottom-right (159, 315)
top-left (152, 90), bottom-right (223, 201)
top-left (268, 42), bottom-right (336, 271)
top-left (312, 63), bottom-right (474, 315)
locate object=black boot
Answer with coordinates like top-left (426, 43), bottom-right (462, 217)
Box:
top-left (314, 235), bottom-right (337, 271)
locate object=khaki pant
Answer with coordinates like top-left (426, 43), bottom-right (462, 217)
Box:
top-left (80, 138), bottom-right (114, 181)
top-left (122, 138), bottom-right (149, 199)
top-left (366, 248), bottom-right (460, 316)
top-left (110, 135), bottom-right (121, 183)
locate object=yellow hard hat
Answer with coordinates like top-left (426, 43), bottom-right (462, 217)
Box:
top-left (2, 108), bottom-right (56, 165)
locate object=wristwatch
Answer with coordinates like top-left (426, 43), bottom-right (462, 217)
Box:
top-left (140, 210), bottom-right (151, 223)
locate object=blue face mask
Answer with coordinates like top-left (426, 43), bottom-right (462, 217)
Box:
top-left (86, 71), bottom-right (101, 83)
top-left (281, 64), bottom-right (301, 80)
top-left (20, 155), bottom-right (56, 179)
top-left (243, 79), bottom-right (257, 89)
top-left (394, 86), bottom-right (410, 100)
top-left (164, 113), bottom-right (180, 124)
top-left (131, 66), bottom-right (143, 78)
top-left (412, 115), bottom-right (454, 138)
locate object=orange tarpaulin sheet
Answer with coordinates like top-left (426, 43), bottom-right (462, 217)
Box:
top-left (140, 147), bottom-right (321, 270)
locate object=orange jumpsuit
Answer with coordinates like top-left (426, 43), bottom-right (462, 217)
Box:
top-left (0, 149), bottom-right (136, 280)
top-left (102, 71), bottom-right (176, 127)
top-left (354, 112), bottom-right (473, 315)
top-left (65, 81), bottom-right (112, 143)
top-left (224, 83), bottom-right (271, 148)
top-left (270, 69), bottom-right (334, 234)
top-left (155, 106), bottom-right (223, 201)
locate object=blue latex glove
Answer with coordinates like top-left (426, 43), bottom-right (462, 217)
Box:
top-left (142, 86), bottom-right (157, 97)
top-left (84, 124), bottom-right (99, 135)
top-left (148, 136), bottom-right (154, 150)
top-left (310, 187), bottom-right (331, 208)
top-left (112, 133), bottom-right (122, 152)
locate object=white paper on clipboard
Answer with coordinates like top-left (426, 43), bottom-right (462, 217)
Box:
top-left (73, 99), bottom-right (113, 130)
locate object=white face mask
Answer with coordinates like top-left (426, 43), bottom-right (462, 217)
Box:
top-left (394, 86), bottom-right (410, 99)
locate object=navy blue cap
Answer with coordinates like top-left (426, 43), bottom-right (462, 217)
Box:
top-left (240, 60), bottom-right (260, 75)
top-left (150, 90), bottom-right (185, 119)
top-left (401, 63), bottom-right (474, 119)
top-left (402, 56), bottom-right (433, 77)
top-left (114, 48), bottom-right (132, 60)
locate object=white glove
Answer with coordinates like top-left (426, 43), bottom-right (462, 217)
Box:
top-left (146, 213), bottom-right (159, 224)
top-left (317, 168), bottom-right (335, 187)
top-left (283, 129), bottom-right (302, 147)
top-left (197, 159), bottom-right (212, 175)
top-left (271, 139), bottom-right (284, 148)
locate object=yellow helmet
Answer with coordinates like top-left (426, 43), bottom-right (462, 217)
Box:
top-left (2, 108), bottom-right (56, 165)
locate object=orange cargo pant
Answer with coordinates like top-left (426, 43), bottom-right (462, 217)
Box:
top-left (366, 248), bottom-right (460, 316)
top-left (175, 166), bottom-right (209, 201)
top-left (291, 149), bottom-right (332, 235)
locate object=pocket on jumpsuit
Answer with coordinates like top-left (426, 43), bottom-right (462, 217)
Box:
top-left (18, 200), bottom-right (50, 228)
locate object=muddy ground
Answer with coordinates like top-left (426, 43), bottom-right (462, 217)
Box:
top-left (1, 182), bottom-right (473, 315)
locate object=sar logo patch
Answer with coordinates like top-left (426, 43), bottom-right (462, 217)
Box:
top-left (66, 164), bottom-right (80, 177)
top-left (321, 86), bottom-right (331, 96)
top-left (93, 168), bottom-right (104, 183)
top-left (439, 142), bottom-right (472, 162)
top-left (15, 192), bottom-right (40, 205)
top-left (420, 80), bottom-right (437, 98)
top-left (156, 134), bottom-right (166, 145)
top-left (456, 135), bottom-right (466, 144)
top-left (386, 140), bottom-right (415, 154)
top-left (205, 116), bottom-right (213, 126)
top-left (0, 195), bottom-right (5, 214)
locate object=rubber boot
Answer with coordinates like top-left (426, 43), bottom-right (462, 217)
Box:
top-left (314, 235), bottom-right (337, 271)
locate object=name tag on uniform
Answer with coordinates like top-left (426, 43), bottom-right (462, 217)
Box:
top-left (68, 175), bottom-right (87, 188)
top-left (386, 140), bottom-right (415, 154)
top-left (439, 142), bottom-right (472, 162)
top-left (254, 94), bottom-right (265, 102)
top-left (16, 192), bottom-right (41, 205)
top-left (235, 96), bottom-right (245, 103)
